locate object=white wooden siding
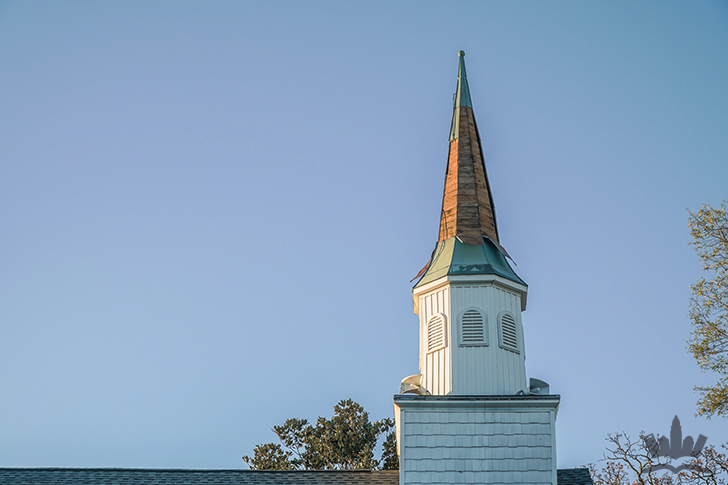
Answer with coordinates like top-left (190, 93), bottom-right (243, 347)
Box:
top-left (449, 284), bottom-right (526, 395)
top-left (419, 287), bottom-right (451, 395)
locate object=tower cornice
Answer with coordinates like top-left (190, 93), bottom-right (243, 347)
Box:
top-left (412, 273), bottom-right (528, 315)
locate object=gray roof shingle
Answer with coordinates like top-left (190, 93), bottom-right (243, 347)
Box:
top-left (558, 468), bottom-right (594, 485)
top-left (0, 469), bottom-right (397, 485)
top-left (0, 467), bottom-right (593, 485)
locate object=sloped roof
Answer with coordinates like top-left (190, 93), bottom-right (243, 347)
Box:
top-left (558, 467), bottom-right (594, 485)
top-left (0, 467), bottom-right (593, 485)
top-left (0, 469), bottom-right (399, 485)
top-left (413, 235), bottom-right (526, 289)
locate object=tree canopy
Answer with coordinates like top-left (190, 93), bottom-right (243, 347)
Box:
top-left (242, 399), bottom-right (398, 470)
top-left (687, 201), bottom-right (728, 418)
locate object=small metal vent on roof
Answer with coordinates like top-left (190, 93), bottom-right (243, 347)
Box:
top-left (460, 309), bottom-right (485, 345)
top-left (499, 312), bottom-right (519, 353)
top-left (427, 314), bottom-right (446, 353)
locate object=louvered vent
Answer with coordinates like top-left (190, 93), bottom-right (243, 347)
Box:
top-left (461, 310), bottom-right (485, 345)
top-left (499, 313), bottom-right (519, 353)
top-left (427, 314), bottom-right (446, 353)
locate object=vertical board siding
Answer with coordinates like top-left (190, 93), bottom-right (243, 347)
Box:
top-left (420, 286), bottom-right (451, 395)
top-left (450, 284), bottom-right (526, 394)
top-left (401, 407), bottom-right (556, 485)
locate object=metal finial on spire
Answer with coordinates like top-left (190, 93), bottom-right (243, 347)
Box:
top-left (450, 52), bottom-right (473, 141)
top-left (454, 52), bottom-right (472, 109)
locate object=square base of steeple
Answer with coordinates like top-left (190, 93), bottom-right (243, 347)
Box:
top-left (394, 394), bottom-right (560, 485)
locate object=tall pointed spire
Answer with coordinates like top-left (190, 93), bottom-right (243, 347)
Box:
top-left (414, 51), bottom-right (524, 291)
top-left (439, 50), bottom-right (499, 245)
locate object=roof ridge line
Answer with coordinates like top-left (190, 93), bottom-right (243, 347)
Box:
top-left (0, 467), bottom-right (388, 473)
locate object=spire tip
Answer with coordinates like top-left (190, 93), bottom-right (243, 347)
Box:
top-left (458, 50), bottom-right (465, 58)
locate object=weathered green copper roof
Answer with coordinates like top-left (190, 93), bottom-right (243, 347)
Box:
top-left (414, 236), bottom-right (526, 289)
top-left (449, 50), bottom-right (473, 141)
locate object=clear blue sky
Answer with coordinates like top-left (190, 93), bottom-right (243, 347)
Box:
top-left (1, 0), bottom-right (728, 470)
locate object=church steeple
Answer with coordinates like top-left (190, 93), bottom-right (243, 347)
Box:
top-left (394, 53), bottom-right (559, 485)
top-left (439, 50), bottom-right (498, 245)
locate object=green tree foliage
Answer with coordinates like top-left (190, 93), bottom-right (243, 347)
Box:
top-left (243, 443), bottom-right (293, 470)
top-left (687, 201), bottom-right (728, 417)
top-left (379, 429), bottom-right (399, 471)
top-left (242, 399), bottom-right (398, 470)
top-left (589, 433), bottom-right (728, 485)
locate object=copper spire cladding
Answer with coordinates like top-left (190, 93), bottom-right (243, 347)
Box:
top-left (438, 50), bottom-right (499, 245)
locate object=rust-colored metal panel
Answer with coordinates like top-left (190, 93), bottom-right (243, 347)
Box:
top-left (437, 105), bottom-right (498, 245)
